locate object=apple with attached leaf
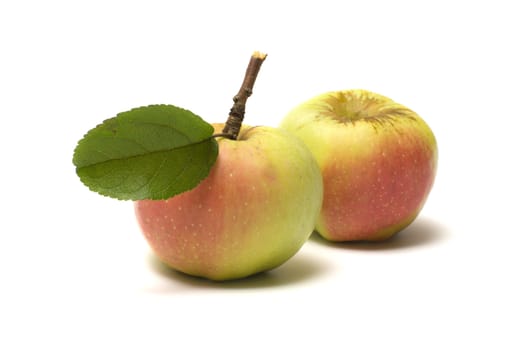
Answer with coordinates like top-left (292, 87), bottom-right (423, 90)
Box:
top-left (134, 124), bottom-right (323, 280)
top-left (74, 52), bottom-right (323, 281)
top-left (281, 89), bottom-right (437, 242)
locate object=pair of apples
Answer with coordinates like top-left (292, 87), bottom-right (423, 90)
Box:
top-left (135, 89), bottom-right (438, 281)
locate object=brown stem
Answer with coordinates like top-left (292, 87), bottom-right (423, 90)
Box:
top-left (221, 51), bottom-right (267, 140)
top-left (211, 132), bottom-right (233, 139)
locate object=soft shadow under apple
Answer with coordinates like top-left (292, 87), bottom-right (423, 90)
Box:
top-left (146, 249), bottom-right (332, 291)
top-left (310, 217), bottom-right (448, 251)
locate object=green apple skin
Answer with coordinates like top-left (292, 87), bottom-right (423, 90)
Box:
top-left (134, 125), bottom-right (323, 280)
top-left (281, 90), bottom-right (437, 242)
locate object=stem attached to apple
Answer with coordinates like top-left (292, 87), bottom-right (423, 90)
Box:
top-left (215, 51), bottom-right (267, 140)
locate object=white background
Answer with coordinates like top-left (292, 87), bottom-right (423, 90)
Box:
top-left (1, 0), bottom-right (526, 349)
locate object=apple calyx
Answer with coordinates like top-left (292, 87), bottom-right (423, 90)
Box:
top-left (321, 90), bottom-right (414, 124)
top-left (217, 51), bottom-right (267, 140)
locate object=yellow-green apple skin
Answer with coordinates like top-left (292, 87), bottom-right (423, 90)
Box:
top-left (134, 124), bottom-right (323, 280)
top-left (281, 90), bottom-right (437, 242)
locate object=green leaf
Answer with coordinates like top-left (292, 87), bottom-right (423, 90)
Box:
top-left (73, 105), bottom-right (218, 200)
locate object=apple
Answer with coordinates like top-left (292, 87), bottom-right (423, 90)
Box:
top-left (134, 124), bottom-right (323, 280)
top-left (280, 89), bottom-right (437, 242)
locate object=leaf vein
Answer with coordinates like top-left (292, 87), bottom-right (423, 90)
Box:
top-left (77, 138), bottom-right (213, 170)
